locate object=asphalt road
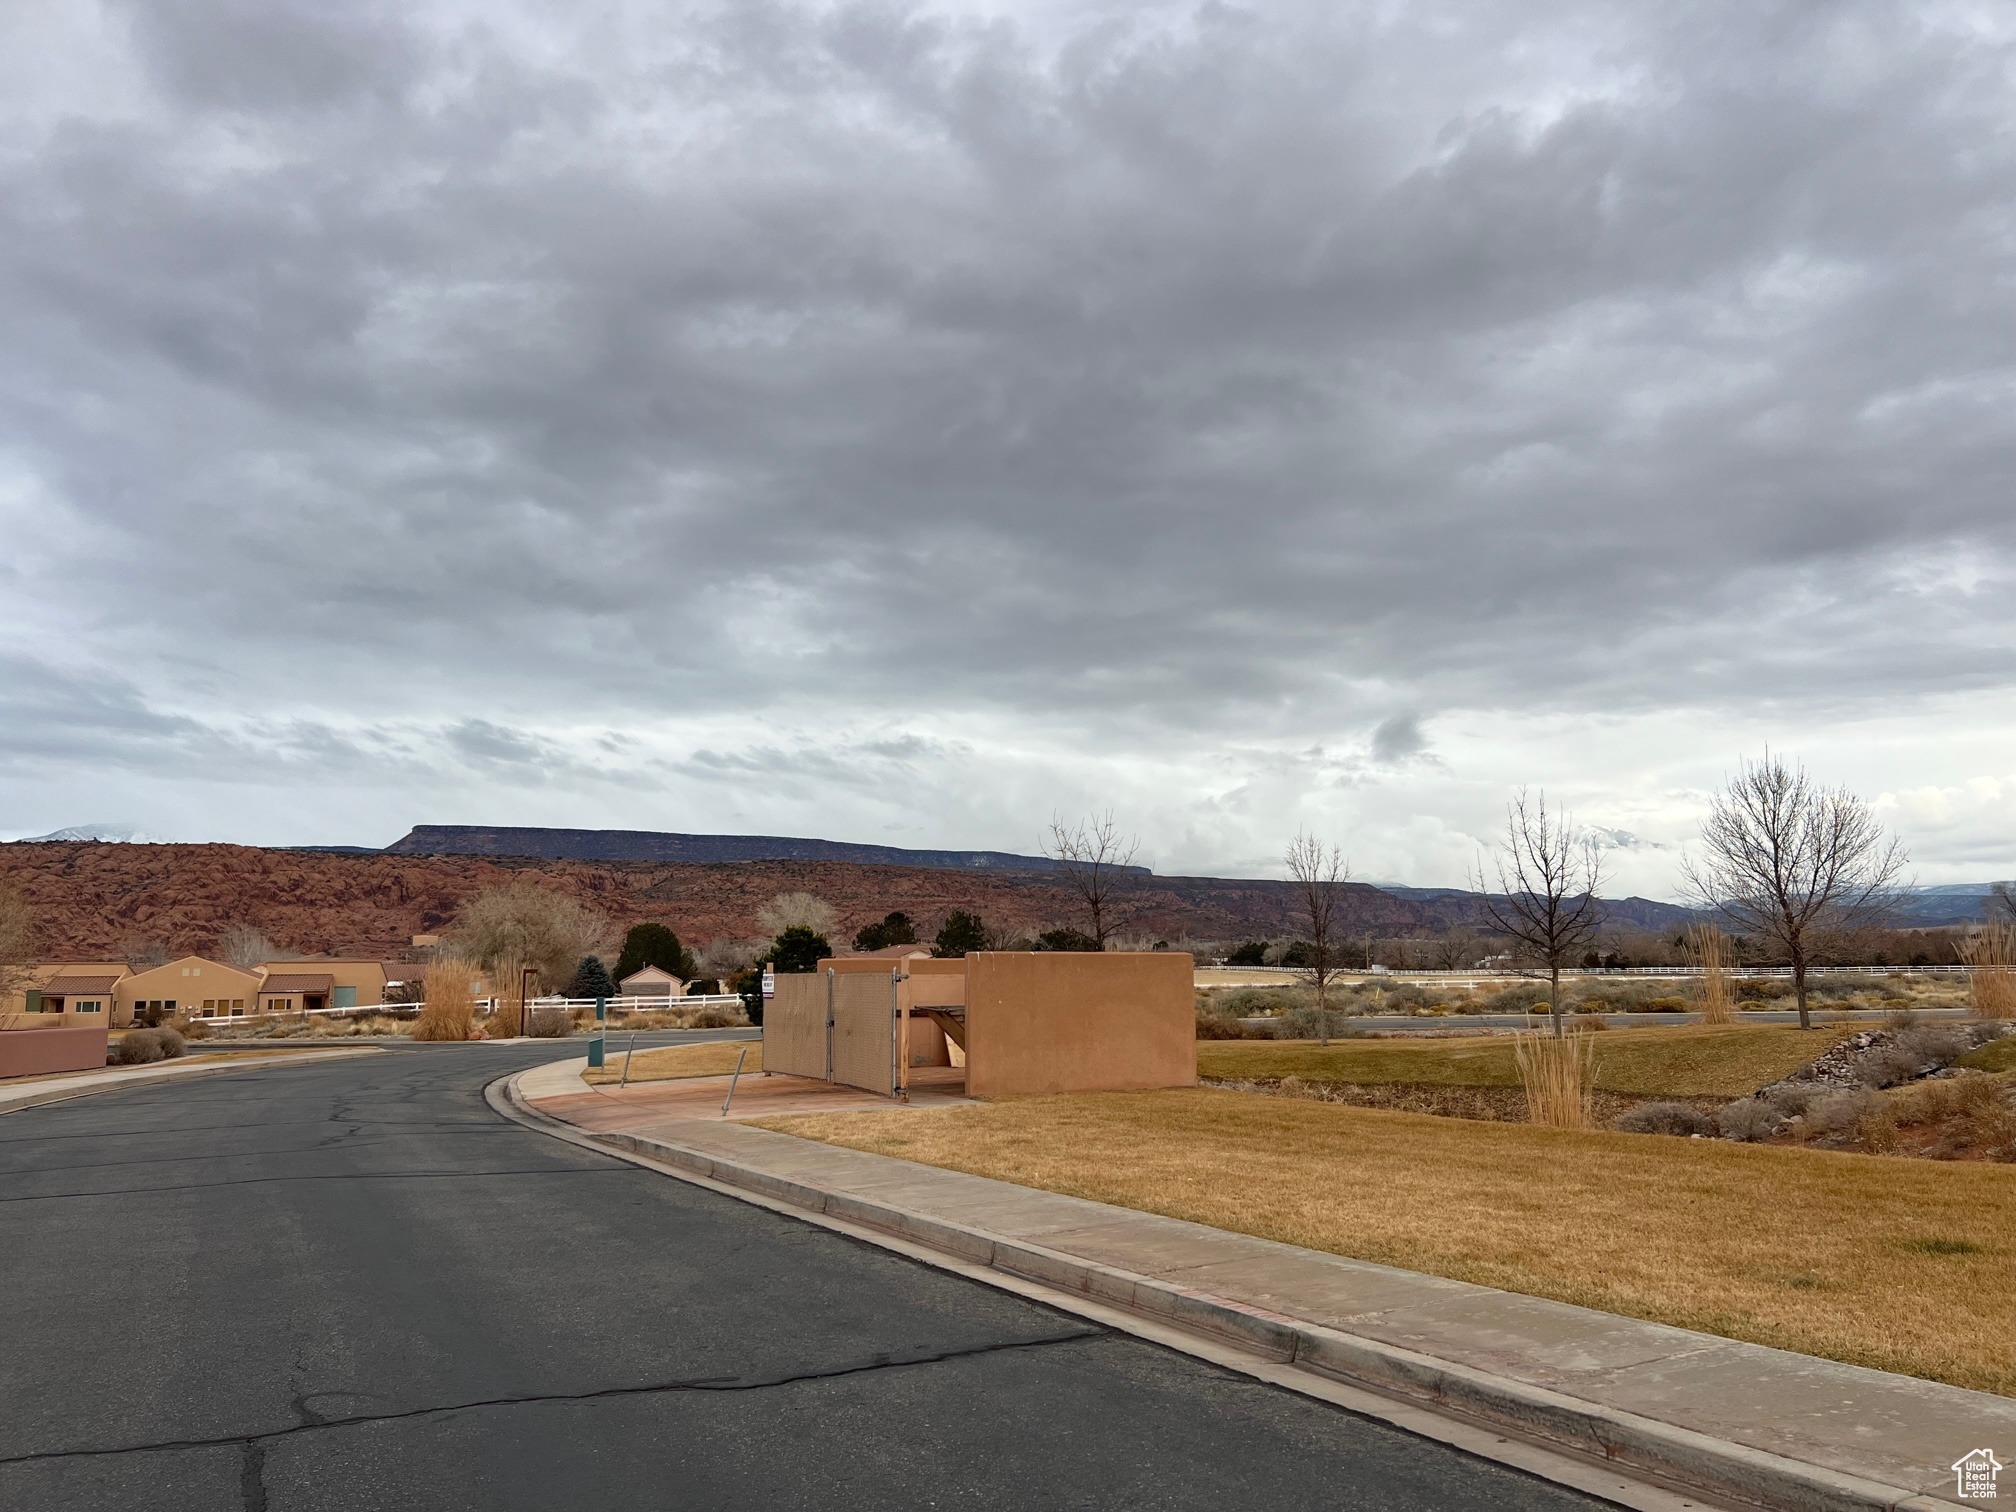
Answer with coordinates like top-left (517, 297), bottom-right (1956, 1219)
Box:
top-left (1, 1046), bottom-right (1606, 1512)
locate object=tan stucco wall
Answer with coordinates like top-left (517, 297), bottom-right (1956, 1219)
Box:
top-left (964, 953), bottom-right (1196, 1098)
top-left (0, 1025), bottom-right (109, 1079)
top-left (117, 958), bottom-right (263, 1019)
top-left (2, 963), bottom-right (131, 1020)
top-left (260, 961), bottom-right (388, 1007)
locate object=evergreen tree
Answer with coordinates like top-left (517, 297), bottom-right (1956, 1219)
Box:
top-left (767, 925), bottom-right (834, 975)
top-left (565, 956), bottom-right (617, 999)
top-left (852, 910), bottom-right (918, 951)
top-left (933, 910), bottom-right (988, 958)
top-left (616, 923), bottom-right (696, 982)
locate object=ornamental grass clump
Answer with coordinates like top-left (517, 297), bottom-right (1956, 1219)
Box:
top-left (1962, 925), bottom-right (2016, 1022)
top-left (1688, 922), bottom-right (1737, 1025)
top-left (411, 958), bottom-right (479, 1042)
top-left (1512, 1023), bottom-right (1597, 1129)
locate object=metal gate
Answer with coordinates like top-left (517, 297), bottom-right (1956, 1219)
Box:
top-left (762, 974), bottom-right (828, 1080)
top-left (828, 969), bottom-right (899, 1097)
top-left (758, 969), bottom-right (901, 1098)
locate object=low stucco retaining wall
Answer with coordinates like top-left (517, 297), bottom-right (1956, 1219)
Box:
top-left (0, 1026), bottom-right (111, 1079)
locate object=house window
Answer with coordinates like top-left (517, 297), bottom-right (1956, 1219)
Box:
top-left (232, 999), bottom-right (244, 1011)
top-left (203, 999), bottom-right (216, 1013)
top-left (76, 1000), bottom-right (102, 1013)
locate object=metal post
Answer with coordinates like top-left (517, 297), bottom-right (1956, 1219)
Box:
top-left (721, 1045), bottom-right (748, 1115)
top-left (589, 996), bottom-right (606, 1069)
top-left (891, 971), bottom-right (908, 1101)
top-left (620, 1031), bottom-right (639, 1088)
top-left (825, 967), bottom-right (836, 1084)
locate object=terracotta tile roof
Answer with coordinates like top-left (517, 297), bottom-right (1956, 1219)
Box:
top-left (42, 975), bottom-right (123, 995)
top-left (259, 973), bottom-right (335, 995)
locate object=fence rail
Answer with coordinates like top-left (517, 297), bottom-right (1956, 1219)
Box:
top-left (1204, 964), bottom-right (1978, 980)
top-left (179, 992), bottom-right (748, 1024)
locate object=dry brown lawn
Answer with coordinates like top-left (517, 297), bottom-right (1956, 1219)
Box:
top-left (761, 1087), bottom-right (2016, 1395)
top-left (1199, 1024), bottom-right (1852, 1098)
top-left (581, 1039), bottom-right (760, 1085)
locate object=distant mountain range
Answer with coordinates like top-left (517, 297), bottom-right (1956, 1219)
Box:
top-left (1371, 885), bottom-right (1698, 933)
top-left (16, 820), bottom-right (2009, 930)
top-left (1376, 881), bottom-right (2016, 929)
top-left (378, 824), bottom-right (1148, 874)
top-left (20, 823), bottom-right (165, 844)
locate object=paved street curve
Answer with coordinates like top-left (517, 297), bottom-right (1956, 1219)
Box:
top-left (1, 1045), bottom-right (1606, 1511)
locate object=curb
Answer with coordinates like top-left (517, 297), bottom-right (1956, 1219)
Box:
top-left (491, 1072), bottom-right (1963, 1512)
top-left (0, 1047), bottom-right (385, 1116)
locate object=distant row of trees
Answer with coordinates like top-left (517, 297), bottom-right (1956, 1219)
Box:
top-left (1270, 753), bottom-right (1913, 1037)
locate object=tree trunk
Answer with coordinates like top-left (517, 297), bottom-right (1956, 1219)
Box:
top-left (1791, 954), bottom-right (1810, 1031)
top-left (1549, 964), bottom-right (1564, 1040)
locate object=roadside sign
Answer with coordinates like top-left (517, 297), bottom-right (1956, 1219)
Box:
top-left (761, 967), bottom-right (775, 1000)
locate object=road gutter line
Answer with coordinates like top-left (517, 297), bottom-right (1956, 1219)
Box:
top-left (486, 1071), bottom-right (1796, 1512)
top-left (0, 1048), bottom-right (386, 1118)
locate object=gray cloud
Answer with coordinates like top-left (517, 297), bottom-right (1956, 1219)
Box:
top-left (2, 1), bottom-right (2013, 881)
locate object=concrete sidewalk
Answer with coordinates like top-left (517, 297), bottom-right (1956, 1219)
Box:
top-left (504, 1065), bottom-right (2010, 1512)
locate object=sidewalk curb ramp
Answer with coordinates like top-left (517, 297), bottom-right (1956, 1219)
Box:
top-left (492, 1070), bottom-right (1976, 1512)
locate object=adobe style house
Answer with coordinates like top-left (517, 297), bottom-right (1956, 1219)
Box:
top-left (122, 958), bottom-right (264, 1023)
top-left (24, 964), bottom-right (131, 1017)
top-left (5, 956), bottom-right (388, 1026)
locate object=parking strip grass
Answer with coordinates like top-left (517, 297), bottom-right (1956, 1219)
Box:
top-left (1199, 1023), bottom-right (1855, 1098)
top-left (760, 1086), bottom-right (2016, 1396)
top-left (581, 1039), bottom-right (761, 1085)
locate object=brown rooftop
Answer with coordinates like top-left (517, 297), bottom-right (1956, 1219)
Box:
top-left (259, 973), bottom-right (335, 995)
top-left (42, 975), bottom-right (124, 995)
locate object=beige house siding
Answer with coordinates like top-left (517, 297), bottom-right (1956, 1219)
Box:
top-left (118, 958), bottom-right (264, 1022)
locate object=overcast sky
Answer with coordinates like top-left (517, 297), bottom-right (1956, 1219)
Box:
top-left (2, 1), bottom-right (2012, 895)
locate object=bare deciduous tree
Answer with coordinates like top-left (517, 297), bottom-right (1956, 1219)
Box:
top-left (1472, 791), bottom-right (1606, 1040)
top-left (1042, 812), bottom-right (1139, 949)
top-left (452, 884), bottom-right (610, 995)
top-left (1682, 754), bottom-right (1907, 1030)
top-left (1431, 927), bottom-right (1484, 971)
top-left (1987, 882), bottom-right (2016, 926)
top-left (0, 884), bottom-right (37, 1001)
top-left (756, 892), bottom-right (838, 938)
top-left (219, 925), bottom-right (280, 968)
top-left (697, 936), bottom-right (764, 980)
top-left (1284, 831), bottom-right (1350, 1043)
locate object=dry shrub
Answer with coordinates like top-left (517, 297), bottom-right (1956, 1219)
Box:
top-left (1889, 1073), bottom-right (2003, 1128)
top-left (1805, 1089), bottom-right (1896, 1151)
top-left (412, 958), bottom-right (479, 1042)
top-left (114, 1029), bottom-right (165, 1065)
top-left (157, 1027), bottom-right (186, 1058)
top-left (1612, 1102), bottom-right (1714, 1137)
top-left (181, 1018), bottom-right (213, 1041)
top-left (1716, 1098), bottom-right (1785, 1142)
top-left (527, 1003), bottom-right (573, 1038)
top-left (1196, 1006), bottom-right (1270, 1040)
top-left (1856, 1027), bottom-right (1968, 1089)
top-left (1512, 1025), bottom-right (1597, 1129)
top-left (1961, 925), bottom-right (2016, 1021)
top-left (1688, 923), bottom-right (1736, 1025)
top-left (691, 1007), bottom-right (747, 1029)
top-left (1765, 1084), bottom-right (1820, 1118)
